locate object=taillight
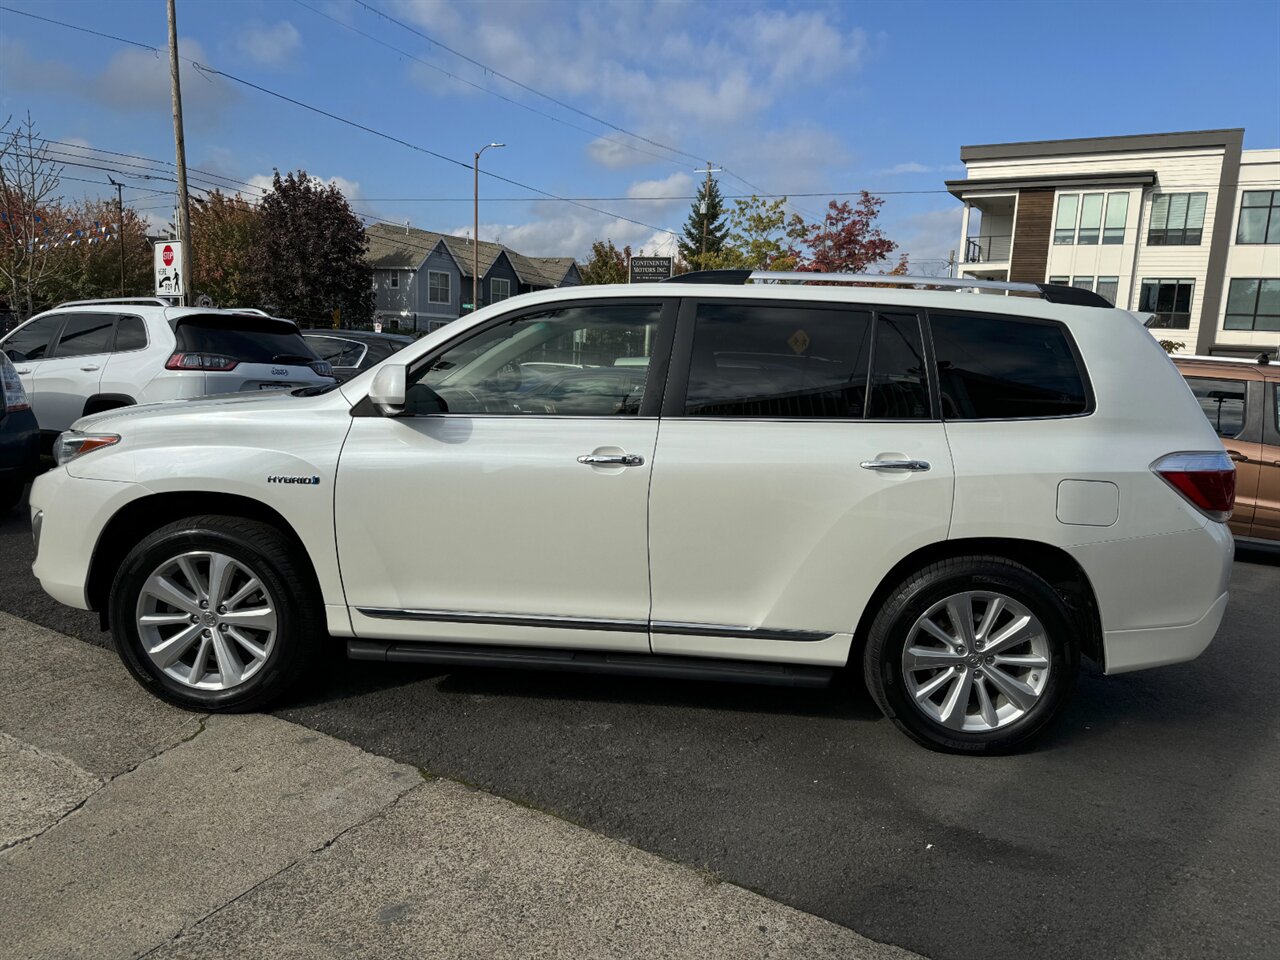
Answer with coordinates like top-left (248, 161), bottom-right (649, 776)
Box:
top-left (309, 360), bottom-right (335, 379)
top-left (1, 360), bottom-right (30, 412)
top-left (165, 352), bottom-right (240, 371)
top-left (1152, 451), bottom-right (1235, 522)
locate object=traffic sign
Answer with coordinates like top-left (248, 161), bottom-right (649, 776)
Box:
top-left (154, 241), bottom-right (183, 296)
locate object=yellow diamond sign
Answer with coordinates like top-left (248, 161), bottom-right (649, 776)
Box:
top-left (788, 329), bottom-right (810, 354)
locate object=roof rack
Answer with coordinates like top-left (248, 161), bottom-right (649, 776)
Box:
top-left (661, 270), bottom-right (1114, 308)
top-left (55, 297), bottom-right (172, 309)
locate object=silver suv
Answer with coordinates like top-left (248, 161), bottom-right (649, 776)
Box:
top-left (0, 298), bottom-right (334, 437)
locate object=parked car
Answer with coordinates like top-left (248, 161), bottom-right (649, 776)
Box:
top-left (0, 350), bottom-right (40, 512)
top-left (1174, 353), bottom-right (1279, 545)
top-left (28, 273), bottom-right (1235, 753)
top-left (301, 329), bottom-right (413, 383)
top-left (0, 298), bottom-right (334, 440)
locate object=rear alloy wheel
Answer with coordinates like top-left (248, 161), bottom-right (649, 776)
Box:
top-left (110, 515), bottom-right (321, 711)
top-left (864, 557), bottom-right (1079, 754)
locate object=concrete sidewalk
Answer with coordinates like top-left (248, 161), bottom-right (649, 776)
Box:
top-left (0, 611), bottom-right (920, 960)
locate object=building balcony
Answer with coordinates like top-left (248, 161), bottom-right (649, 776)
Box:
top-left (964, 234), bottom-right (1012, 264)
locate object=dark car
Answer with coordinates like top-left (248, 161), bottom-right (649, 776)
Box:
top-left (301, 329), bottom-right (415, 382)
top-left (1, 350), bottom-right (40, 512)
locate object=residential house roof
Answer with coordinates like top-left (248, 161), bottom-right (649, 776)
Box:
top-left (365, 223), bottom-right (576, 287)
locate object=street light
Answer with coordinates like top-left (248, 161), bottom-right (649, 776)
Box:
top-left (473, 142), bottom-right (505, 312)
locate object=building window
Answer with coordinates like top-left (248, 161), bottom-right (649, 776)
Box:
top-left (1072, 277), bottom-right (1095, 291)
top-left (390, 274), bottom-right (399, 289)
top-left (1139, 279), bottom-right (1195, 329)
top-left (1103, 193), bottom-right (1128, 244)
top-left (491, 278), bottom-right (511, 302)
top-left (1147, 193), bottom-right (1207, 245)
top-left (1053, 194), bottom-right (1078, 244)
top-left (1077, 194), bottom-right (1104, 245)
top-left (1096, 277), bottom-right (1119, 305)
top-left (1224, 278), bottom-right (1280, 331)
top-left (1237, 191), bottom-right (1280, 244)
top-left (1048, 276), bottom-right (1069, 286)
top-left (428, 270), bottom-right (451, 304)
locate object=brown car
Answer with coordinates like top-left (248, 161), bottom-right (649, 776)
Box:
top-left (1175, 354), bottom-right (1280, 544)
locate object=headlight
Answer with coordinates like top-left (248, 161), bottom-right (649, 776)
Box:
top-left (53, 432), bottom-right (120, 465)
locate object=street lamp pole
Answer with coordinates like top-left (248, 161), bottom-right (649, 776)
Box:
top-left (108, 176), bottom-right (125, 297)
top-left (473, 142), bottom-right (505, 312)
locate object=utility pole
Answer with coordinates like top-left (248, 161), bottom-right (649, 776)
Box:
top-left (947, 249), bottom-right (956, 278)
top-left (108, 176), bottom-right (125, 297)
top-left (472, 142), bottom-right (505, 312)
top-left (693, 162), bottom-right (722, 267)
top-left (167, 0), bottom-right (192, 304)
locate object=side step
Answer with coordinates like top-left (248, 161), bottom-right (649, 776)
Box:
top-left (347, 640), bottom-right (835, 689)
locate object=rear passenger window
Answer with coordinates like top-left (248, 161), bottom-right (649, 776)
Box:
top-left (54, 313), bottom-right (116, 358)
top-left (684, 303), bottom-right (873, 418)
top-left (931, 312), bottom-right (1089, 419)
top-left (113, 316), bottom-right (148, 352)
top-left (1185, 376), bottom-right (1247, 438)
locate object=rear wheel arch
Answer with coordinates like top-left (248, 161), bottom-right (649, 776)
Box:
top-left (850, 537), bottom-right (1104, 669)
top-left (86, 492), bottom-right (321, 626)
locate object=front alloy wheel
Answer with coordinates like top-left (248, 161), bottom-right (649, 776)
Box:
top-left (111, 515), bottom-right (322, 711)
top-left (136, 551), bottom-right (279, 690)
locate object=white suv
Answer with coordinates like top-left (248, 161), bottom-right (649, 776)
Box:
top-left (27, 274), bottom-right (1236, 753)
top-left (0, 298), bottom-right (334, 438)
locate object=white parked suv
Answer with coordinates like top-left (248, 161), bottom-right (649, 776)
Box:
top-left (0, 298), bottom-right (334, 438)
top-left (28, 274), bottom-right (1236, 753)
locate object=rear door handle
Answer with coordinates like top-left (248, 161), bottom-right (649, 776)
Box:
top-left (860, 459), bottom-right (931, 472)
top-left (578, 454), bottom-right (645, 467)
top-left (80, 365), bottom-right (100, 372)
top-left (15, 368), bottom-right (31, 375)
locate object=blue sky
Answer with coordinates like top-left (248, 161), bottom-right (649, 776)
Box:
top-left (2, 0), bottom-right (1278, 270)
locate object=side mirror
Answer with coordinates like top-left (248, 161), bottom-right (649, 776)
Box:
top-left (368, 364), bottom-right (407, 417)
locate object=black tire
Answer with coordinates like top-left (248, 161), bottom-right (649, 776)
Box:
top-left (863, 556), bottom-right (1079, 755)
top-left (0, 479), bottom-right (23, 513)
top-left (109, 515), bottom-right (323, 711)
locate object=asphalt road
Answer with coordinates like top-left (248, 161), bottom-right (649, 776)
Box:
top-left (3, 489), bottom-right (1277, 960)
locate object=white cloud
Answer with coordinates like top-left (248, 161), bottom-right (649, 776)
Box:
top-left (876, 162), bottom-right (966, 175)
top-left (94, 39), bottom-right (233, 123)
top-left (452, 208), bottom-right (677, 261)
top-left (242, 172), bottom-right (362, 202)
top-left (586, 137), bottom-right (653, 170)
top-left (889, 207), bottom-right (963, 274)
top-left (627, 171), bottom-right (692, 201)
top-left (235, 20), bottom-right (301, 68)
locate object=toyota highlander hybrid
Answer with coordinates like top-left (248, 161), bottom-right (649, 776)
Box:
top-left (27, 273), bottom-right (1235, 753)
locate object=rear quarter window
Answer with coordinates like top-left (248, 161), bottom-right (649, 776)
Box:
top-left (1183, 376), bottom-right (1247, 438)
top-left (929, 311), bottom-right (1090, 420)
top-left (175, 315), bottom-right (317, 364)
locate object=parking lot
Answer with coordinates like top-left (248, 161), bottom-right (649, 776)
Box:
top-left (1, 493), bottom-right (1276, 960)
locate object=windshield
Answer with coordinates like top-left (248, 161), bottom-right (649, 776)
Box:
top-left (174, 315), bottom-right (319, 364)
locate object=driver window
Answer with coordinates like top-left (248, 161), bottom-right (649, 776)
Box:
top-left (404, 303), bottom-right (660, 416)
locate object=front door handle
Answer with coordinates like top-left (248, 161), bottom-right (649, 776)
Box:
top-left (860, 459), bottom-right (931, 472)
top-left (80, 365), bottom-right (100, 372)
top-left (577, 454), bottom-right (645, 467)
top-left (15, 368), bottom-right (31, 375)
top-left (1227, 450), bottom-right (1249, 463)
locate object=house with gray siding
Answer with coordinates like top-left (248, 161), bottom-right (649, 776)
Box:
top-left (367, 224), bottom-right (581, 332)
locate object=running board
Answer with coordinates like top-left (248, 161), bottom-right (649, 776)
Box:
top-left (347, 640), bottom-right (835, 689)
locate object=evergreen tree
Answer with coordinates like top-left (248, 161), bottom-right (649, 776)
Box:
top-left (678, 175), bottom-right (728, 270)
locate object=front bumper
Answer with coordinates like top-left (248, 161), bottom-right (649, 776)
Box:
top-left (28, 468), bottom-right (138, 610)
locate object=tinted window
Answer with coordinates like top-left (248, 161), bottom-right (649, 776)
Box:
top-left (305, 336), bottom-right (365, 367)
top-left (1185, 376), bottom-right (1247, 438)
top-left (2, 314), bottom-right (63, 362)
top-left (685, 303), bottom-right (872, 418)
top-left (114, 315), bottom-right (148, 351)
top-left (407, 303), bottom-right (658, 416)
top-left (931, 312), bottom-right (1089, 419)
top-left (54, 313), bottom-right (116, 358)
top-left (175, 315), bottom-right (316, 364)
top-left (868, 313), bottom-right (930, 419)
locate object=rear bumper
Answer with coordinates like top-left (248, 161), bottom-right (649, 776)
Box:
top-left (0, 412), bottom-right (40, 481)
top-left (1066, 521), bottom-right (1234, 674)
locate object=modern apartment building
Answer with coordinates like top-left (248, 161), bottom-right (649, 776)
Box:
top-left (948, 129), bottom-right (1279, 357)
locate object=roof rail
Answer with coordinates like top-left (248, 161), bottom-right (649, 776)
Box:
top-left (55, 297), bottom-right (171, 309)
top-left (661, 270), bottom-right (1114, 308)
